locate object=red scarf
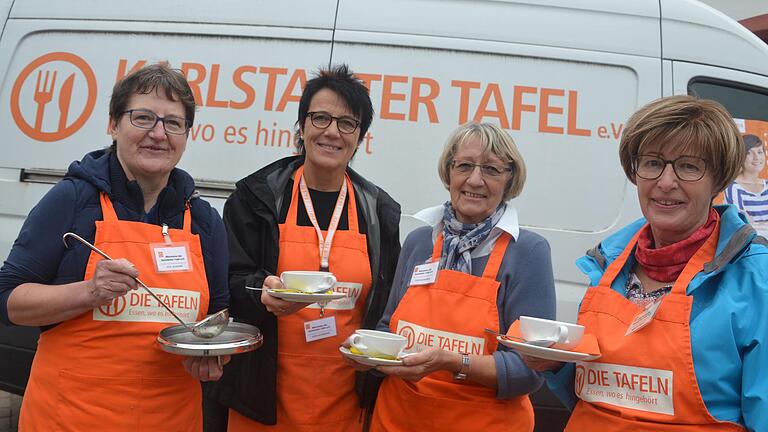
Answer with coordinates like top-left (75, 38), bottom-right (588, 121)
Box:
top-left (634, 208), bottom-right (719, 282)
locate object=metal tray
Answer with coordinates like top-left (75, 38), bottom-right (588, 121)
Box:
top-left (157, 322), bottom-right (263, 357)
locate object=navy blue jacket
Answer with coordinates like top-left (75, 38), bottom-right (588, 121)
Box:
top-left (0, 149), bottom-right (229, 326)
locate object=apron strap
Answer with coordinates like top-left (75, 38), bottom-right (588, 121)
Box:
top-left (596, 228), bottom-right (644, 288)
top-left (344, 175), bottom-right (359, 233)
top-left (431, 231), bottom-right (512, 279)
top-left (481, 232), bottom-right (511, 279)
top-left (182, 201), bottom-right (192, 233)
top-left (99, 192), bottom-right (119, 222)
top-left (285, 165), bottom-right (304, 228)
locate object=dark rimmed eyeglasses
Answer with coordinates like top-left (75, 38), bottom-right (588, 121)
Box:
top-left (306, 111), bottom-right (360, 134)
top-left (631, 154), bottom-right (708, 182)
top-left (451, 160), bottom-right (513, 178)
top-left (122, 109), bottom-right (191, 135)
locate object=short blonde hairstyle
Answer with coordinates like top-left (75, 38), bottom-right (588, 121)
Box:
top-left (437, 122), bottom-right (527, 201)
top-left (619, 95), bottom-right (744, 194)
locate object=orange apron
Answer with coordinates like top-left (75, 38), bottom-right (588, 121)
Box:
top-left (567, 219), bottom-right (745, 431)
top-left (229, 165), bottom-right (372, 432)
top-left (19, 192), bottom-right (209, 432)
top-left (371, 232), bottom-right (535, 432)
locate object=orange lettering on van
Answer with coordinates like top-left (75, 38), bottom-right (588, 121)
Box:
top-left (409, 77), bottom-right (439, 123)
top-left (381, 75), bottom-right (408, 121)
top-left (451, 80), bottom-right (481, 124)
top-left (473, 83), bottom-right (509, 129)
top-left (231, 66), bottom-right (258, 110)
top-left (260, 67), bottom-right (288, 111)
top-left (355, 73), bottom-right (382, 91)
top-left (206, 64), bottom-right (229, 108)
top-left (276, 69), bottom-right (307, 112)
top-left (181, 63), bottom-right (207, 105)
top-left (567, 90), bottom-right (591, 136)
top-left (539, 88), bottom-right (564, 134)
top-left (511, 86), bottom-right (537, 130)
top-left (115, 59), bottom-right (147, 81)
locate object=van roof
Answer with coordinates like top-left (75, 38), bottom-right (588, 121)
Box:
top-left (661, 0), bottom-right (768, 77)
top-left (9, 0), bottom-right (768, 77)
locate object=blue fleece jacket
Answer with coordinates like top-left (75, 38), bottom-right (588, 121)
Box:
top-left (547, 205), bottom-right (768, 431)
top-left (0, 149), bottom-right (229, 326)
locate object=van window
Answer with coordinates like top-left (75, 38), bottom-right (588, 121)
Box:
top-left (689, 79), bottom-right (768, 122)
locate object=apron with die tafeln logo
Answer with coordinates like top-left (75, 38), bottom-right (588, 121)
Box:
top-left (19, 192), bottom-right (209, 432)
top-left (567, 217), bottom-right (745, 431)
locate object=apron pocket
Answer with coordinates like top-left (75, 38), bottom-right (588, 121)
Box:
top-left (56, 369), bottom-right (141, 432)
top-left (138, 375), bottom-right (201, 432)
top-left (277, 352), bottom-right (358, 426)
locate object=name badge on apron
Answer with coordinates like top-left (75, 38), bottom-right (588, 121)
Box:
top-left (410, 261), bottom-right (439, 286)
top-left (625, 298), bottom-right (662, 336)
top-left (150, 242), bottom-right (192, 273)
top-left (304, 316), bottom-right (338, 342)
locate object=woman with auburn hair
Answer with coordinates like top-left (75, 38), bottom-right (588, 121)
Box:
top-left (526, 95), bottom-right (768, 431)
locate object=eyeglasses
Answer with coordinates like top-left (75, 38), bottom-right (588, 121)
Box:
top-left (451, 160), bottom-right (512, 178)
top-left (123, 109), bottom-right (191, 135)
top-left (632, 154), bottom-right (708, 182)
top-left (306, 111), bottom-right (360, 134)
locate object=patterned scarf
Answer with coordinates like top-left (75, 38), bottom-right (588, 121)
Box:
top-left (440, 202), bottom-right (505, 274)
top-left (634, 208), bottom-right (719, 282)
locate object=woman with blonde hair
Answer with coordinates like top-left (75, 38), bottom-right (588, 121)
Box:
top-left (366, 122), bottom-right (555, 432)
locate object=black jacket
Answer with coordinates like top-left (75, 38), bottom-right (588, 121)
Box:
top-left (209, 156), bottom-right (401, 425)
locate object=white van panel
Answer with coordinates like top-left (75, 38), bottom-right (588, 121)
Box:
top-left (332, 33), bottom-right (660, 323)
top-left (336, 0), bottom-right (660, 58)
top-left (0, 20), bottom-right (333, 185)
top-left (9, 0), bottom-right (337, 29)
top-left (331, 37), bottom-right (652, 233)
top-left (662, 0), bottom-right (768, 77)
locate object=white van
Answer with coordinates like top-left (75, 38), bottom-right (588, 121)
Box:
top-left (1, 0), bottom-right (768, 427)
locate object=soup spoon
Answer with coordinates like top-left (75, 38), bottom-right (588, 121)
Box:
top-left (483, 328), bottom-right (556, 348)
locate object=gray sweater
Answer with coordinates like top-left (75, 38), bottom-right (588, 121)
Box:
top-left (377, 225), bottom-right (556, 398)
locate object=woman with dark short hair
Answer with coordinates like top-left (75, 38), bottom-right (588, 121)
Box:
top-left (0, 63), bottom-right (229, 431)
top-left (210, 64), bottom-right (401, 431)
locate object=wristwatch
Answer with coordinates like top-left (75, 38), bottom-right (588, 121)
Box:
top-left (453, 353), bottom-right (470, 380)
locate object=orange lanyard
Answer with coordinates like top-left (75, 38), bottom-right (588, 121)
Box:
top-left (298, 174), bottom-right (348, 271)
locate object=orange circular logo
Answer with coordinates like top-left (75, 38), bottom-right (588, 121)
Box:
top-left (574, 364), bottom-right (586, 397)
top-left (398, 326), bottom-right (415, 350)
top-left (10, 52), bottom-right (97, 142)
top-left (99, 296), bottom-right (127, 317)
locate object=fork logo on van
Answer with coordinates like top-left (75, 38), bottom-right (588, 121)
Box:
top-left (10, 52), bottom-right (97, 142)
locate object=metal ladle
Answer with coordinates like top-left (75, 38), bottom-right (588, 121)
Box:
top-left (63, 232), bottom-right (228, 339)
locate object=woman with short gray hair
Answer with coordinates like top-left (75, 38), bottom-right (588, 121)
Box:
top-left (365, 122), bottom-right (555, 432)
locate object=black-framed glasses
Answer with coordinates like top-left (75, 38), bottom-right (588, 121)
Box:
top-left (451, 160), bottom-right (512, 178)
top-left (306, 111), bottom-right (360, 134)
top-left (123, 109), bottom-right (191, 135)
top-left (632, 154), bottom-right (708, 182)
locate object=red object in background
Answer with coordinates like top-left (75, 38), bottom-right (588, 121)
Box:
top-left (741, 14), bottom-right (768, 43)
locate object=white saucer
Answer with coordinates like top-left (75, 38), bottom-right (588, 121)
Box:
top-left (339, 346), bottom-right (403, 366)
top-left (497, 336), bottom-right (600, 362)
top-left (266, 289), bottom-right (345, 303)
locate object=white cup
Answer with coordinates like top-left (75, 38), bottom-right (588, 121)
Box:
top-left (347, 330), bottom-right (407, 359)
top-left (519, 316), bottom-right (584, 349)
top-left (280, 271), bottom-right (337, 293)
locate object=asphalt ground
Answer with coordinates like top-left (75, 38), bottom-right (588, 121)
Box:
top-left (0, 391), bottom-right (20, 432)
